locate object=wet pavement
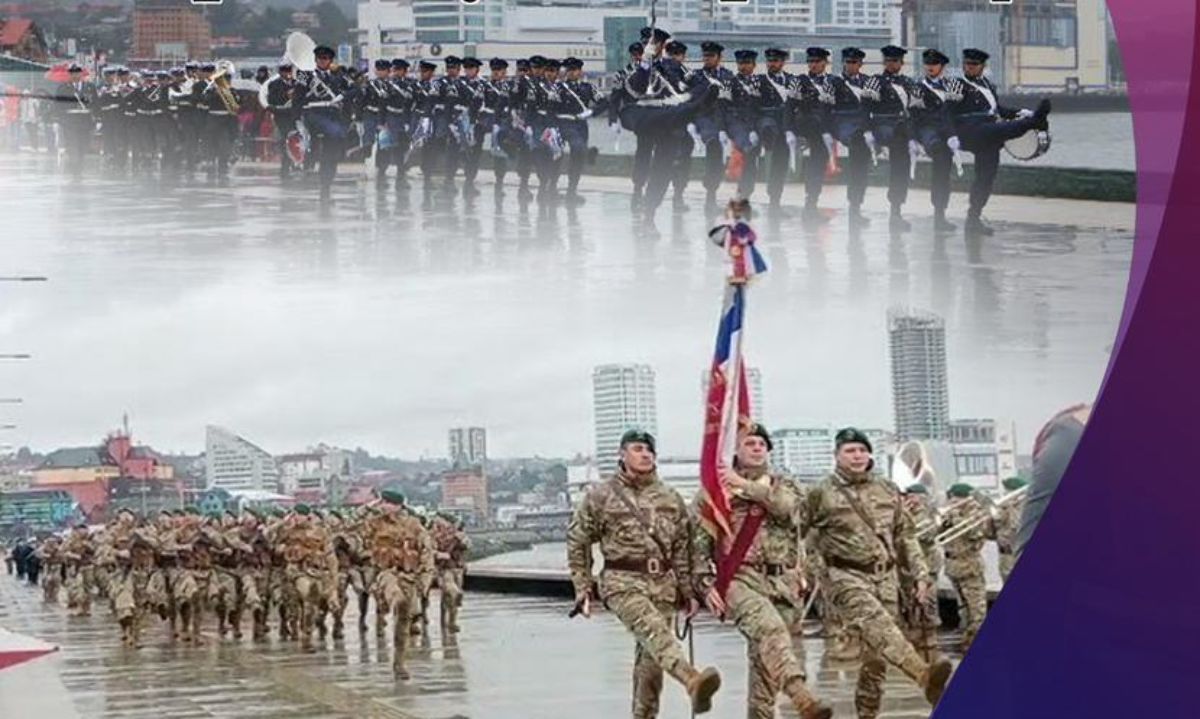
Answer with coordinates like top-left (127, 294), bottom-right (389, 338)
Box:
top-left (0, 572), bottom-right (964, 718)
top-left (0, 155), bottom-right (1132, 457)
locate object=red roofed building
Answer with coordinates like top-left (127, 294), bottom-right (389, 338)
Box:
top-left (0, 18), bottom-right (48, 63)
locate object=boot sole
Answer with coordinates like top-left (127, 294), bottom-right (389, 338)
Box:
top-left (925, 659), bottom-right (953, 705)
top-left (691, 669), bottom-right (722, 714)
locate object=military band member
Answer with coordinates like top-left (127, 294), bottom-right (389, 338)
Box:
top-left (696, 426), bottom-right (833, 719)
top-left (457, 57), bottom-right (487, 198)
top-left (436, 55), bottom-right (471, 196)
top-left (954, 48), bottom-right (1052, 236)
top-left (689, 41), bottom-right (733, 211)
top-left (806, 428), bottom-right (953, 718)
top-left (197, 62), bottom-right (238, 181)
top-left (97, 67), bottom-right (127, 172)
top-left (940, 483), bottom-right (991, 652)
top-left (530, 57), bottom-right (566, 203)
top-left (361, 59), bottom-right (397, 189)
top-left (995, 477), bottom-right (1027, 582)
top-left (873, 45), bottom-right (916, 231)
top-left (901, 483), bottom-right (942, 663)
top-left (299, 45), bottom-right (354, 202)
top-left (794, 48), bottom-right (835, 224)
top-left (611, 43), bottom-right (651, 209)
top-left (567, 429), bottom-right (722, 717)
top-left (384, 58), bottom-right (416, 192)
top-left (481, 58), bottom-right (515, 194)
top-left (828, 47), bottom-right (877, 227)
top-left (55, 64), bottom-right (95, 177)
top-left (665, 41), bottom-right (693, 212)
top-left (414, 60), bottom-right (440, 191)
top-left (264, 62), bottom-right (302, 181)
top-left (910, 49), bottom-right (960, 232)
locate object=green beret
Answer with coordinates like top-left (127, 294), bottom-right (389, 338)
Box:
top-left (294, 504), bottom-right (311, 515)
top-left (184, 506), bottom-right (201, 516)
top-left (947, 483), bottom-right (974, 499)
top-left (834, 427), bottom-right (873, 454)
top-left (380, 489), bottom-right (406, 506)
top-left (225, 509), bottom-right (238, 518)
top-left (271, 507), bottom-right (287, 518)
top-left (328, 510), bottom-right (343, 520)
top-left (743, 423), bottom-right (773, 451)
top-left (904, 483), bottom-right (928, 495)
top-left (1002, 477), bottom-right (1028, 491)
top-left (620, 429), bottom-right (656, 454)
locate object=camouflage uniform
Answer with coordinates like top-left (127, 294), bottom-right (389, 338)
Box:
top-left (108, 526), bottom-right (161, 646)
top-left (173, 519), bottom-right (221, 644)
top-left (432, 516), bottom-right (470, 633)
top-left (806, 469), bottom-right (945, 719)
top-left (36, 537), bottom-right (64, 604)
top-left (902, 494), bottom-right (943, 662)
top-left (61, 528), bottom-right (96, 616)
top-left (695, 467), bottom-right (826, 719)
top-left (346, 510), bottom-right (381, 635)
top-left (366, 507), bottom-right (434, 678)
top-left (567, 468), bottom-right (717, 719)
top-left (224, 521), bottom-right (270, 640)
top-left (278, 514), bottom-right (337, 651)
top-left (329, 516), bottom-right (362, 639)
top-left (940, 497), bottom-right (990, 650)
top-left (995, 497), bottom-right (1024, 583)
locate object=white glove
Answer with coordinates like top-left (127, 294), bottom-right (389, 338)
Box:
top-left (863, 88), bottom-right (881, 102)
top-left (578, 109), bottom-right (593, 120)
top-left (947, 136), bottom-right (961, 153)
top-left (908, 139), bottom-right (923, 157)
top-left (785, 130), bottom-right (797, 147)
top-left (820, 92), bottom-right (836, 105)
top-left (1016, 108), bottom-right (1034, 119)
top-left (748, 130), bottom-right (760, 148)
top-left (609, 121), bottom-right (621, 133)
top-left (492, 124), bottom-right (501, 137)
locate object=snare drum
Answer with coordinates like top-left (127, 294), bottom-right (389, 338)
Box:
top-left (1003, 128), bottom-right (1051, 161)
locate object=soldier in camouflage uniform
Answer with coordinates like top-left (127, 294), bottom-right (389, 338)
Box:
top-left (806, 428), bottom-right (953, 718)
top-left (61, 523), bottom-right (96, 616)
top-left (173, 509), bottom-right (221, 644)
top-left (431, 513), bottom-right (470, 633)
top-left (567, 429), bottom-right (722, 718)
top-left (995, 477), bottom-right (1027, 583)
top-left (149, 511), bottom-right (185, 638)
top-left (902, 484), bottom-right (943, 662)
top-left (346, 506), bottom-right (381, 635)
top-left (940, 483), bottom-right (991, 651)
top-left (36, 535), bottom-right (64, 604)
top-left (327, 510), bottom-right (360, 640)
top-left (695, 425), bottom-right (832, 719)
top-left (366, 490), bottom-right (434, 679)
top-left (210, 512), bottom-right (242, 639)
top-left (107, 514), bottom-right (162, 647)
top-left (223, 510), bottom-right (270, 641)
top-left (278, 505), bottom-right (337, 651)
top-left (410, 514), bottom-right (436, 638)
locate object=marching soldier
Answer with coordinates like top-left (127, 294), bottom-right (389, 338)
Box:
top-left (901, 484), bottom-right (943, 663)
top-left (610, 43), bottom-right (650, 209)
top-left (689, 41), bottom-right (733, 211)
top-left (806, 428), bottom-right (953, 718)
top-left (954, 48), bottom-right (1052, 236)
top-left (435, 55), bottom-right (471, 196)
top-left (567, 429), bottom-right (722, 717)
top-left (910, 49), bottom-right (961, 232)
top-left (794, 48), bottom-right (835, 224)
top-left (264, 62), bottom-right (302, 181)
top-left (558, 56), bottom-right (602, 206)
top-left (695, 425), bottom-right (833, 719)
top-left (62, 523), bottom-right (95, 616)
top-left (940, 483), bottom-right (991, 651)
top-left (299, 45), bottom-right (355, 202)
top-left (759, 48), bottom-right (796, 213)
top-left (665, 41), bottom-right (693, 213)
top-left (198, 63), bottom-right (238, 181)
top-left (459, 57), bottom-right (486, 198)
top-left (828, 47), bottom-right (878, 227)
top-left (995, 477), bottom-right (1028, 582)
top-left (55, 64), bottom-right (95, 177)
top-left (414, 60), bottom-right (440, 191)
top-left (96, 67), bottom-right (126, 172)
top-left (278, 505), bottom-right (337, 651)
top-left (107, 511), bottom-right (161, 647)
top-left (384, 58), bottom-right (416, 192)
top-left (36, 535), bottom-right (64, 604)
top-left (366, 490), bottom-right (433, 679)
top-left (873, 45), bottom-right (916, 231)
top-left (480, 58), bottom-right (514, 194)
top-left (728, 50), bottom-right (765, 202)
top-left (360, 59), bottom-right (397, 190)
top-left (431, 514), bottom-right (469, 633)
top-left (530, 57), bottom-right (566, 203)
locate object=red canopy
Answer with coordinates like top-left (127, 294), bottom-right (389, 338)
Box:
top-left (44, 62), bottom-right (90, 83)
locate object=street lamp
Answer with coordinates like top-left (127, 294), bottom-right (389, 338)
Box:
top-left (0, 425), bottom-right (16, 430)
top-left (0, 354), bottom-right (31, 360)
top-left (0, 399), bottom-right (21, 404)
top-left (0, 277), bottom-right (48, 282)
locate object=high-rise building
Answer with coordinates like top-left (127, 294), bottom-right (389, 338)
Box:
top-left (132, 0), bottom-right (213, 61)
top-left (204, 426), bottom-right (279, 493)
top-left (700, 366), bottom-right (764, 423)
top-left (412, 0), bottom-right (488, 43)
top-left (449, 427), bottom-right (487, 468)
top-left (889, 309), bottom-right (951, 442)
top-left (593, 364), bottom-right (658, 473)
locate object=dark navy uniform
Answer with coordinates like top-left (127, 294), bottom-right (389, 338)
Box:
top-left (198, 64), bottom-right (239, 180)
top-left (96, 69), bottom-right (127, 172)
top-left (873, 45), bottom-right (916, 227)
top-left (689, 42), bottom-right (734, 207)
top-left (909, 49), bottom-right (960, 230)
top-left (55, 69), bottom-right (95, 176)
top-left (952, 48), bottom-right (1051, 235)
top-left (359, 60), bottom-right (397, 186)
top-left (664, 42), bottom-right (695, 211)
top-left (727, 53), bottom-right (765, 201)
top-left (435, 57), bottom-right (472, 192)
top-left (412, 63), bottom-right (441, 189)
top-left (558, 57), bottom-right (604, 204)
top-left (264, 64), bottom-right (302, 180)
top-left (827, 47), bottom-right (876, 223)
top-left (609, 45), bottom-right (650, 205)
top-left (384, 59), bottom-right (416, 189)
top-left (794, 48), bottom-right (835, 218)
top-left (298, 47), bottom-right (355, 200)
top-left (479, 59), bottom-right (518, 191)
top-left (458, 58), bottom-right (487, 196)
top-left (529, 59), bottom-right (566, 200)
top-left (760, 48), bottom-right (797, 208)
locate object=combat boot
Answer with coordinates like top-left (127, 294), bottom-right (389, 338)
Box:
top-left (920, 657), bottom-right (953, 705)
top-left (393, 659), bottom-right (411, 680)
top-left (848, 204), bottom-right (870, 227)
top-left (333, 616), bottom-right (345, 640)
top-left (933, 209), bottom-right (956, 232)
top-left (120, 617), bottom-right (134, 648)
top-left (889, 205), bottom-right (911, 231)
top-left (964, 213), bottom-right (995, 237)
top-left (785, 676), bottom-right (833, 719)
top-left (230, 611), bottom-right (243, 640)
top-left (685, 666), bottom-right (722, 714)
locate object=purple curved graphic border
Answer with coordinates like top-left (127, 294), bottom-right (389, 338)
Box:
top-left (934, 1), bottom-right (1198, 716)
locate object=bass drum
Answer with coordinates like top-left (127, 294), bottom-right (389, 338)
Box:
top-left (286, 130), bottom-right (307, 166)
top-left (1003, 128), bottom-right (1051, 161)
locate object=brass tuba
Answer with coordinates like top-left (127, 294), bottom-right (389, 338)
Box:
top-left (211, 59), bottom-right (241, 114)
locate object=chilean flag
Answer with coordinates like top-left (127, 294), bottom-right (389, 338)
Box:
top-left (698, 219), bottom-right (767, 545)
top-left (0, 628), bottom-right (57, 672)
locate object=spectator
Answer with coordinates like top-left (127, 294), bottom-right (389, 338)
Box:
top-left (1015, 403), bottom-right (1091, 555)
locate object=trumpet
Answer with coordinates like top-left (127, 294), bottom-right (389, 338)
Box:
top-left (210, 59), bottom-right (240, 114)
top-left (932, 485), bottom-right (1029, 547)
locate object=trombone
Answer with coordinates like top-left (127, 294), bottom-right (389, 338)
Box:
top-left (210, 59), bottom-right (241, 114)
top-left (932, 484), bottom-right (1029, 547)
